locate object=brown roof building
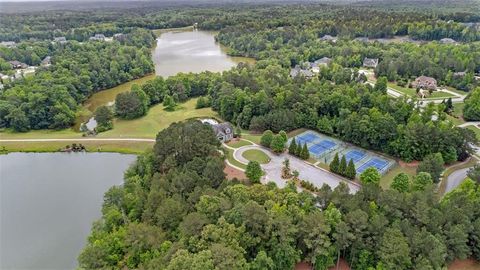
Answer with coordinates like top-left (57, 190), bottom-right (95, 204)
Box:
top-left (411, 76), bottom-right (437, 90)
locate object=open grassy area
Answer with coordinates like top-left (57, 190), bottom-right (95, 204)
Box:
top-left (98, 98), bottom-right (218, 138)
top-left (152, 26), bottom-right (194, 37)
top-left (227, 139), bottom-right (253, 148)
top-left (388, 83), bottom-right (455, 99)
top-left (241, 132), bottom-right (262, 145)
top-left (0, 140), bottom-right (152, 154)
top-left (466, 125), bottom-right (480, 141)
top-left (426, 90), bottom-right (455, 99)
top-left (380, 163), bottom-right (417, 189)
top-left (242, 149), bottom-right (271, 164)
top-left (388, 83), bottom-right (416, 96)
top-left (0, 98), bottom-right (219, 153)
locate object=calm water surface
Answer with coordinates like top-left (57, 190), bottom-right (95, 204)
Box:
top-left (153, 30), bottom-right (255, 77)
top-left (0, 152), bottom-right (136, 270)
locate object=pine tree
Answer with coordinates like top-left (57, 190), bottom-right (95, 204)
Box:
top-left (346, 159), bottom-right (356, 179)
top-left (289, 138), bottom-right (297, 155)
top-left (301, 143), bottom-right (309, 160)
top-left (339, 155), bottom-right (347, 176)
top-left (330, 153), bottom-right (340, 173)
top-left (295, 141), bottom-right (303, 157)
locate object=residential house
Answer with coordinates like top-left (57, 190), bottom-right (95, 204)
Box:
top-left (354, 37), bottom-right (369, 43)
top-left (411, 76), bottom-right (437, 90)
top-left (440, 38), bottom-right (457, 44)
top-left (453, 71), bottom-right (466, 78)
top-left (53, 37), bottom-right (67, 44)
top-left (9, 61), bottom-right (28, 69)
top-left (211, 122), bottom-right (234, 142)
top-left (320, 35), bottom-right (337, 42)
top-left (314, 57), bottom-right (332, 66)
top-left (0, 41), bottom-right (16, 48)
top-left (290, 65), bottom-right (314, 79)
top-left (90, 34), bottom-right (106, 41)
top-left (363, 58), bottom-right (379, 68)
top-left (41, 56), bottom-right (51, 67)
top-left (113, 33), bottom-right (125, 41)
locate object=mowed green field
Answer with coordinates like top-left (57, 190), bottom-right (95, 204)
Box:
top-left (0, 98), bottom-right (219, 153)
top-left (98, 98), bottom-right (219, 138)
top-left (242, 149), bottom-right (270, 164)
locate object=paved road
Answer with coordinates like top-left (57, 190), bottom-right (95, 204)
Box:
top-left (0, 138), bottom-right (155, 142)
top-left (445, 167), bottom-right (471, 193)
top-left (458, 121), bottom-right (480, 128)
top-left (234, 145), bottom-right (360, 193)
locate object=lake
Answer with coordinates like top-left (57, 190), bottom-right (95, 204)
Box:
top-left (153, 29), bottom-right (255, 77)
top-left (75, 29), bottom-right (254, 129)
top-left (0, 153), bottom-right (136, 270)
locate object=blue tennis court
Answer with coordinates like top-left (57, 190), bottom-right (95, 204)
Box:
top-left (297, 133), bottom-right (319, 143)
top-left (318, 140), bottom-right (336, 149)
top-left (308, 144), bottom-right (329, 155)
top-left (357, 158), bottom-right (389, 173)
top-left (345, 150), bottom-right (366, 163)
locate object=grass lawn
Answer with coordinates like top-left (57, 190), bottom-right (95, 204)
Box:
top-left (227, 139), bottom-right (252, 148)
top-left (446, 102), bottom-right (466, 125)
top-left (0, 140), bottom-right (152, 154)
top-left (388, 83), bottom-right (416, 96)
top-left (224, 147), bottom-right (247, 169)
top-left (388, 83), bottom-right (455, 99)
top-left (97, 98), bottom-right (219, 138)
top-left (380, 163), bottom-right (417, 189)
top-left (466, 125), bottom-right (480, 141)
top-left (241, 132), bottom-right (262, 144)
top-left (426, 90), bottom-right (455, 99)
top-left (242, 149), bottom-right (271, 164)
top-left (0, 97), bottom-right (218, 153)
top-left (152, 26), bottom-right (194, 37)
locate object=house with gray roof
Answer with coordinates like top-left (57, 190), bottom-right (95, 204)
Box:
top-left (53, 37), bottom-right (67, 44)
top-left (320, 35), bottom-right (337, 42)
top-left (211, 122), bottom-right (234, 142)
top-left (9, 61), bottom-right (28, 69)
top-left (363, 58), bottom-right (379, 68)
top-left (290, 65), bottom-right (314, 78)
top-left (41, 56), bottom-right (51, 67)
top-left (0, 41), bottom-right (16, 48)
top-left (440, 38), bottom-right (457, 44)
top-left (90, 34), bottom-right (106, 41)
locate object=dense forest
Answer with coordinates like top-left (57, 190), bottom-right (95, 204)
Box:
top-left (79, 120), bottom-right (480, 270)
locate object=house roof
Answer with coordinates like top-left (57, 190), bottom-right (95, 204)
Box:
top-left (212, 122), bottom-right (233, 135)
top-left (440, 38), bottom-right (456, 43)
top-left (313, 57), bottom-right (332, 65)
top-left (363, 58), bottom-right (379, 67)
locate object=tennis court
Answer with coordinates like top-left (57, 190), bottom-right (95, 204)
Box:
top-left (291, 130), bottom-right (396, 176)
top-left (357, 158), bottom-right (389, 174)
top-left (308, 140), bottom-right (337, 156)
top-left (297, 133), bottom-right (319, 143)
top-left (344, 150), bottom-right (366, 163)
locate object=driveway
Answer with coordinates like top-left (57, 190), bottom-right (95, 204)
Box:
top-left (445, 168), bottom-right (471, 193)
top-left (234, 145), bottom-right (360, 193)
